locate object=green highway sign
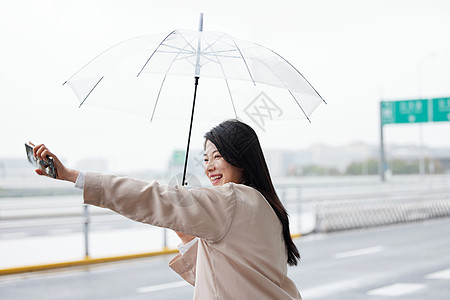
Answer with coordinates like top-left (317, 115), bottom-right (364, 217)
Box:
top-left (432, 97), bottom-right (450, 122)
top-left (381, 97), bottom-right (450, 125)
top-left (381, 99), bottom-right (428, 125)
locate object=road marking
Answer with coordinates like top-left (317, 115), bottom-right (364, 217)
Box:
top-left (0, 232), bottom-right (29, 239)
top-left (301, 278), bottom-right (361, 298)
top-left (367, 283), bottom-right (425, 296)
top-left (301, 272), bottom-right (386, 299)
top-left (426, 268), bottom-right (450, 280)
top-left (333, 246), bottom-right (384, 259)
top-left (137, 281), bottom-right (189, 293)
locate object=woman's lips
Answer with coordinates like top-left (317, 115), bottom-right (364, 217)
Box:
top-left (210, 174), bottom-right (223, 185)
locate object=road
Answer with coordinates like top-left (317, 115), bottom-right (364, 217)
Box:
top-left (1, 217), bottom-right (449, 299)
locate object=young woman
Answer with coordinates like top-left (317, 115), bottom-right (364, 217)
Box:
top-left (33, 119), bottom-right (302, 299)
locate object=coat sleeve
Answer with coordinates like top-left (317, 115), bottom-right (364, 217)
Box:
top-left (83, 172), bottom-right (237, 243)
top-left (169, 240), bottom-right (198, 286)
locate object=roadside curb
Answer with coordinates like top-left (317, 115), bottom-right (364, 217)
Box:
top-left (0, 248), bottom-right (179, 276)
top-left (0, 234), bottom-right (302, 276)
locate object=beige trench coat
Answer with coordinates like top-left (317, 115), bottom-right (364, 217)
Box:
top-left (83, 172), bottom-right (302, 300)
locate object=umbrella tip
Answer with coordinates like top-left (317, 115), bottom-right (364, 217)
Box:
top-left (62, 81), bottom-right (67, 86)
top-left (198, 13), bottom-right (203, 31)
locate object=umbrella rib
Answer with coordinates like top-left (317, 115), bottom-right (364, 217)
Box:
top-left (199, 54), bottom-right (220, 65)
top-left (261, 44), bottom-right (326, 104)
top-left (288, 90), bottom-right (311, 123)
top-left (226, 35), bottom-right (256, 86)
top-left (181, 52), bottom-right (199, 66)
top-left (202, 52), bottom-right (241, 59)
top-left (137, 30), bottom-right (176, 77)
top-left (202, 49), bottom-right (240, 55)
top-left (172, 51), bottom-right (195, 67)
top-left (245, 55), bottom-right (316, 120)
top-left (177, 33), bottom-right (199, 53)
top-left (150, 74), bottom-right (167, 122)
top-left (174, 53), bottom-right (196, 61)
top-left (156, 49), bottom-right (192, 55)
top-left (154, 37), bottom-right (199, 69)
top-left (198, 32), bottom-right (227, 54)
top-left (196, 37), bottom-right (235, 67)
top-left (160, 44), bottom-right (196, 55)
top-left (78, 76), bottom-right (104, 107)
top-left (203, 38), bottom-right (238, 118)
top-left (64, 35), bottom-right (147, 84)
top-left (224, 78), bottom-right (238, 118)
top-left (149, 41), bottom-right (196, 121)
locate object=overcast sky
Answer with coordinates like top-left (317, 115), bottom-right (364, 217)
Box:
top-left (1, 0), bottom-right (450, 172)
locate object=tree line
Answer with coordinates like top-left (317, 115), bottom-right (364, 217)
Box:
top-left (292, 158), bottom-right (445, 176)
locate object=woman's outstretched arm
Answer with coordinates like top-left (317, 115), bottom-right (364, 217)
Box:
top-left (31, 143), bottom-right (236, 243)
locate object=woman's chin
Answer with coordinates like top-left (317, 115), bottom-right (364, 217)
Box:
top-left (211, 179), bottom-right (223, 186)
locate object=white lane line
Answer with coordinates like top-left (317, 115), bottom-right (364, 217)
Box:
top-left (301, 278), bottom-right (361, 299)
top-left (301, 272), bottom-right (386, 299)
top-left (137, 281), bottom-right (190, 293)
top-left (426, 268), bottom-right (450, 280)
top-left (367, 283), bottom-right (425, 296)
top-left (333, 246), bottom-right (384, 259)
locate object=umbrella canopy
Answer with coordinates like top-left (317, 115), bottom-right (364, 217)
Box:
top-left (65, 31), bottom-right (324, 119)
top-left (64, 16), bottom-right (325, 184)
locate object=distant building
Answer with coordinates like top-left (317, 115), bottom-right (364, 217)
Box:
top-left (0, 158), bottom-right (33, 178)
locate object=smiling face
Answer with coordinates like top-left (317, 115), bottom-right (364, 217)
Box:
top-left (204, 139), bottom-right (244, 187)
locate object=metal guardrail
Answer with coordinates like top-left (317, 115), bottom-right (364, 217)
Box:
top-left (313, 191), bottom-right (450, 232)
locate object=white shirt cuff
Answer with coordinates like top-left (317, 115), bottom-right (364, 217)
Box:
top-left (177, 237), bottom-right (199, 255)
top-left (74, 171), bottom-right (86, 189)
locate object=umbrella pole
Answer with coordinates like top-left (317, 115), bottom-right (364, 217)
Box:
top-left (182, 76), bottom-right (200, 186)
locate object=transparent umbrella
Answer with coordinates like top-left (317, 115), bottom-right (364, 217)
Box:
top-left (64, 14), bottom-right (326, 185)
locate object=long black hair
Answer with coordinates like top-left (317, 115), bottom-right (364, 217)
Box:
top-left (204, 119), bottom-right (300, 266)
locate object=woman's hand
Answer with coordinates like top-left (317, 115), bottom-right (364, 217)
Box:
top-left (31, 143), bottom-right (79, 183)
top-left (175, 231), bottom-right (196, 245)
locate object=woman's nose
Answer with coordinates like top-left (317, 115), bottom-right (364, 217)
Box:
top-left (205, 160), bottom-right (215, 172)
